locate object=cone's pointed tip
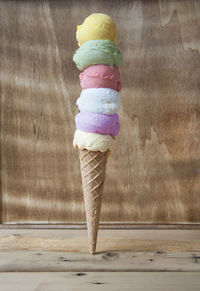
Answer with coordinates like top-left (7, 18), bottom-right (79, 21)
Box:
top-left (90, 247), bottom-right (96, 255)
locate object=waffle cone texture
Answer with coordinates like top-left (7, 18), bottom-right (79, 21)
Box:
top-left (79, 149), bottom-right (108, 254)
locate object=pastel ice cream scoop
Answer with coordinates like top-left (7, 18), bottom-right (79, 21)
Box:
top-left (75, 112), bottom-right (119, 137)
top-left (80, 64), bottom-right (122, 92)
top-left (76, 13), bottom-right (117, 46)
top-left (73, 39), bottom-right (123, 71)
top-left (73, 129), bottom-right (115, 152)
top-left (76, 88), bottom-right (121, 115)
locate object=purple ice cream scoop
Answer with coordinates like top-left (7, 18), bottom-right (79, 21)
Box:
top-left (75, 112), bottom-right (119, 137)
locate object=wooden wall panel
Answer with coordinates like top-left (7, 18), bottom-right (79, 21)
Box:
top-left (0, 0), bottom-right (200, 223)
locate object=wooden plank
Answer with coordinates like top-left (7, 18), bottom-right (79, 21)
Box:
top-left (1, 250), bottom-right (200, 272)
top-left (1, 223), bottom-right (200, 230)
top-left (1, 229), bottom-right (200, 241)
top-left (0, 230), bottom-right (200, 253)
top-left (0, 272), bottom-right (200, 291)
top-left (0, 0), bottom-right (200, 223)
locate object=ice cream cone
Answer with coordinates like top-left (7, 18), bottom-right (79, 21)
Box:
top-left (79, 149), bottom-right (108, 254)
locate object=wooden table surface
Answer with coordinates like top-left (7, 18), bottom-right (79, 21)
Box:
top-left (0, 229), bottom-right (200, 290)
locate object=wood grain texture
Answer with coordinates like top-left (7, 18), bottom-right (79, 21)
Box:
top-left (0, 0), bottom-right (200, 223)
top-left (1, 250), bottom-right (200, 272)
top-left (1, 223), bottom-right (200, 229)
top-left (0, 229), bottom-right (200, 253)
top-left (1, 272), bottom-right (200, 291)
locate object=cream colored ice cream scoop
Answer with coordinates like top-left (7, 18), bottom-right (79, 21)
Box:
top-left (73, 129), bottom-right (115, 152)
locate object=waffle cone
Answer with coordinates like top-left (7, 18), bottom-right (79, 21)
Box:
top-left (79, 149), bottom-right (108, 254)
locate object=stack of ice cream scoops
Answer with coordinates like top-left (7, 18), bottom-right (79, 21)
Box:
top-left (73, 13), bottom-right (123, 254)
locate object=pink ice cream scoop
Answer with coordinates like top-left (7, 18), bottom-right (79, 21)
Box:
top-left (75, 112), bottom-right (119, 137)
top-left (79, 64), bottom-right (122, 92)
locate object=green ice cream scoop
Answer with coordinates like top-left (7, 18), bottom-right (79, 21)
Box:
top-left (73, 39), bottom-right (123, 71)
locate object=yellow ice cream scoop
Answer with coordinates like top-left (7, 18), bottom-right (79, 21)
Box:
top-left (76, 13), bottom-right (117, 46)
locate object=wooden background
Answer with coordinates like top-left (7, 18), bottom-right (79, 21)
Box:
top-left (0, 0), bottom-right (200, 224)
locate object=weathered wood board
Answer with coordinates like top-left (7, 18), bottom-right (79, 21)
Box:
top-left (0, 230), bottom-right (200, 272)
top-left (1, 272), bottom-right (200, 291)
top-left (1, 250), bottom-right (200, 272)
top-left (0, 0), bottom-right (200, 223)
top-left (0, 229), bottom-right (200, 253)
top-left (1, 229), bottom-right (200, 290)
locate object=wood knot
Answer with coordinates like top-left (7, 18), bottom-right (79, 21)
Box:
top-left (156, 250), bottom-right (166, 255)
top-left (93, 282), bottom-right (106, 285)
top-left (59, 257), bottom-right (71, 262)
top-left (102, 252), bottom-right (119, 260)
top-left (76, 273), bottom-right (87, 276)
